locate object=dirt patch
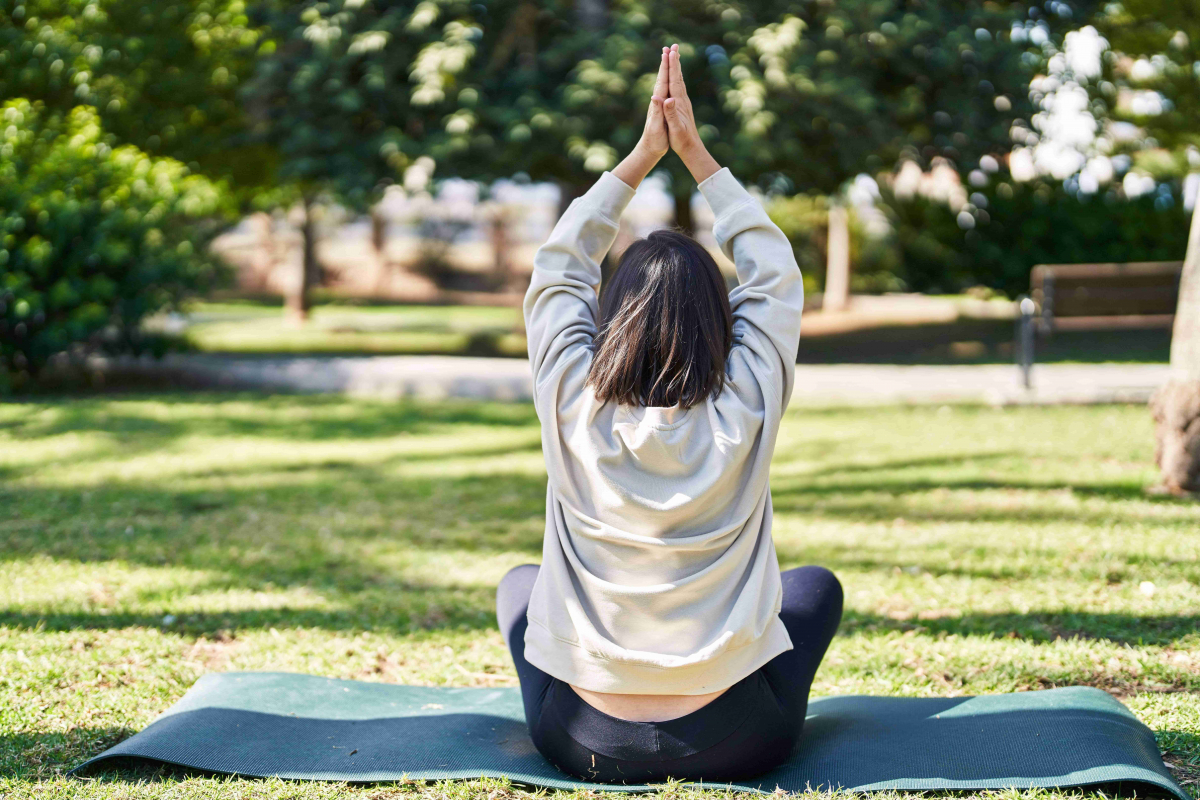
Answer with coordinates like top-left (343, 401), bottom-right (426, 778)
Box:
top-left (1030, 673), bottom-right (1196, 700)
top-left (185, 629), bottom-right (242, 670)
top-left (1163, 756), bottom-right (1200, 790)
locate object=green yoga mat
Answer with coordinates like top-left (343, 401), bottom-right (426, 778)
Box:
top-left (74, 672), bottom-right (1188, 797)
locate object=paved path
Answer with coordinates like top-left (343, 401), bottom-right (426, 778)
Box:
top-left (98, 354), bottom-right (1171, 407)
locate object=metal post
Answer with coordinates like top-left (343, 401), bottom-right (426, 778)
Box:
top-left (1016, 295), bottom-right (1036, 390)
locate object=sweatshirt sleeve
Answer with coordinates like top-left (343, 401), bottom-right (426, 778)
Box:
top-left (523, 171), bottom-right (637, 401)
top-left (698, 168), bottom-right (804, 409)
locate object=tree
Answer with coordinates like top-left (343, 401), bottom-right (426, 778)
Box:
top-left (0, 0), bottom-right (266, 187)
top-left (0, 0), bottom-right (262, 382)
top-left (1155, 210), bottom-right (1200, 493)
top-left (449, 0), bottom-right (1082, 229)
top-left (1091, 0), bottom-right (1200, 492)
top-left (0, 101), bottom-right (226, 390)
top-left (239, 0), bottom-right (475, 316)
top-left (243, 0), bottom-right (1075, 236)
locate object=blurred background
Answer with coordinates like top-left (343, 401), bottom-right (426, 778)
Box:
top-left (0, 0), bottom-right (1196, 381)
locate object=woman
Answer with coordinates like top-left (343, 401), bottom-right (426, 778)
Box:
top-left (497, 44), bottom-right (843, 783)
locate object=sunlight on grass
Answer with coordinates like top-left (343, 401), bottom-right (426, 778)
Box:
top-left (163, 302), bottom-right (526, 356)
top-left (1, 396), bottom-right (1197, 798)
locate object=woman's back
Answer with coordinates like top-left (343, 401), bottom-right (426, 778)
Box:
top-left (521, 165), bottom-right (803, 697)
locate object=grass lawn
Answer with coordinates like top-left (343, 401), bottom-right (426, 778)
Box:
top-left (156, 299), bottom-right (1171, 364)
top-left (161, 301), bottom-right (527, 357)
top-left (1, 396), bottom-right (1198, 799)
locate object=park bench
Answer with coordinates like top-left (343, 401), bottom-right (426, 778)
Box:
top-left (1011, 260), bottom-right (1182, 388)
top-left (1030, 260), bottom-right (1183, 332)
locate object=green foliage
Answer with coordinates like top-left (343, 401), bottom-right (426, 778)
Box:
top-left (0, 0), bottom-right (266, 187)
top-left (246, 0), bottom-right (1080, 206)
top-left (878, 175), bottom-right (1190, 297)
top-left (455, 0), bottom-right (1080, 196)
top-left (239, 0), bottom-right (474, 209)
top-left (1093, 0), bottom-right (1200, 160)
top-left (0, 100), bottom-right (227, 387)
top-left (698, 0), bottom-right (1039, 194)
top-left (767, 193), bottom-right (901, 294)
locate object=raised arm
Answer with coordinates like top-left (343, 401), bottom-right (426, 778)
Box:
top-left (523, 49), bottom-right (673, 394)
top-left (662, 45), bottom-right (804, 408)
top-left (701, 170), bottom-right (804, 408)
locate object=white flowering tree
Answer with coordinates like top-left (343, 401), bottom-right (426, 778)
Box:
top-left (245, 0), bottom-right (1062, 241)
top-left (1087, 0), bottom-right (1200, 492)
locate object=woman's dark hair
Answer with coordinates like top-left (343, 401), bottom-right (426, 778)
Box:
top-left (589, 229), bottom-right (733, 408)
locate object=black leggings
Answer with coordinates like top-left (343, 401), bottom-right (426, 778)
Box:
top-left (496, 564), bottom-right (843, 784)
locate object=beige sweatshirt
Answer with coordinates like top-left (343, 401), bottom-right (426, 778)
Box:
top-left (521, 167), bottom-right (804, 695)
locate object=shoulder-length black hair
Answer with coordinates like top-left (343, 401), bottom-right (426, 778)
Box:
top-left (588, 229), bottom-right (733, 408)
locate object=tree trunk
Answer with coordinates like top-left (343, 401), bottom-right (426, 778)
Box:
top-left (248, 212), bottom-right (276, 292)
top-left (371, 207), bottom-right (386, 253)
top-left (371, 206), bottom-right (390, 295)
top-left (489, 209), bottom-right (513, 291)
top-left (673, 189), bottom-right (694, 235)
top-left (558, 182), bottom-right (587, 221)
top-left (824, 205), bottom-right (851, 312)
top-left (286, 196), bottom-right (319, 323)
top-left (1150, 197), bottom-right (1200, 494)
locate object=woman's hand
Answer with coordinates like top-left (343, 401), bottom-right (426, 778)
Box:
top-left (612, 48), bottom-right (671, 188)
top-left (662, 44), bottom-right (722, 183)
top-left (612, 44), bottom-right (722, 189)
top-left (639, 47), bottom-right (671, 158)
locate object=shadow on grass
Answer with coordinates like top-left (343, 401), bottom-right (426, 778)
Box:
top-left (0, 727), bottom-right (134, 780)
top-left (4, 396), bottom-right (1197, 648)
top-left (779, 545), bottom-right (1200, 584)
top-left (776, 473), bottom-right (1176, 503)
top-left (837, 610), bottom-right (1200, 647)
top-left (769, 445), bottom-right (1195, 531)
top-left (0, 599), bottom-right (499, 636)
top-left (2, 393), bottom-right (540, 443)
top-left (0, 436), bottom-right (546, 491)
top-left (4, 606), bottom-right (1197, 648)
top-left (781, 450), bottom-right (1022, 475)
top-left (4, 456), bottom-right (1196, 639)
top-left (795, 319), bottom-right (1171, 365)
top-left (1, 464), bottom-right (550, 635)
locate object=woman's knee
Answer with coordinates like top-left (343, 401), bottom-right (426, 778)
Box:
top-left (500, 563), bottom-right (540, 589)
top-left (780, 566), bottom-right (843, 615)
top-left (496, 564), bottom-right (540, 621)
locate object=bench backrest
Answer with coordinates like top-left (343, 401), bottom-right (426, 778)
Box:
top-left (1030, 261), bottom-right (1183, 318)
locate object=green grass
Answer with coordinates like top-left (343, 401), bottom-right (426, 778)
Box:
top-left (162, 301), bottom-right (526, 357)
top-left (154, 299), bottom-right (1171, 363)
top-left (1, 396), bottom-right (1198, 799)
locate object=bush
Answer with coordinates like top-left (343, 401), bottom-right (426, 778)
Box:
top-left (767, 194), bottom-right (903, 296)
top-left (0, 100), bottom-right (228, 390)
top-left (879, 176), bottom-right (1191, 298)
